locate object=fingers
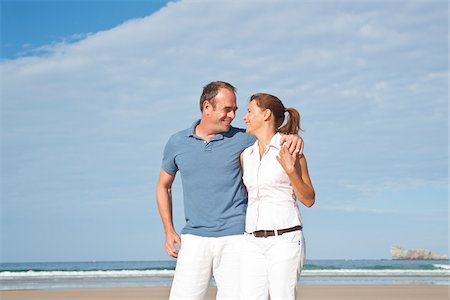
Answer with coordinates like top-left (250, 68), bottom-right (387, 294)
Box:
top-left (288, 140), bottom-right (297, 154)
top-left (291, 136), bottom-right (303, 155)
top-left (276, 155), bottom-right (282, 167)
top-left (280, 135), bottom-right (303, 155)
top-left (279, 145), bottom-right (290, 159)
top-left (296, 138), bottom-right (304, 157)
top-left (165, 234), bottom-right (181, 258)
top-left (165, 242), bottom-right (178, 258)
top-left (280, 144), bottom-right (293, 158)
top-left (277, 146), bottom-right (289, 165)
top-left (281, 138), bottom-right (295, 154)
top-left (278, 145), bottom-right (298, 175)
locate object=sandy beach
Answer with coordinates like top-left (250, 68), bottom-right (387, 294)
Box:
top-left (1, 285), bottom-right (448, 300)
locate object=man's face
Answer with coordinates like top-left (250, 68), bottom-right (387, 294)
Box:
top-left (206, 88), bottom-right (237, 133)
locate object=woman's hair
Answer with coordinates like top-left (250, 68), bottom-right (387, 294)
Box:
top-left (249, 93), bottom-right (302, 134)
top-left (200, 81), bottom-right (236, 111)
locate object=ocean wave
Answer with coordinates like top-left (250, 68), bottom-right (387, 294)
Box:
top-left (0, 269), bottom-right (175, 279)
top-left (302, 269), bottom-right (450, 277)
top-left (1, 269), bottom-right (449, 279)
top-left (305, 263), bottom-right (450, 271)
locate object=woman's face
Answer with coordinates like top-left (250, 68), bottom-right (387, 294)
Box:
top-left (243, 100), bottom-right (266, 135)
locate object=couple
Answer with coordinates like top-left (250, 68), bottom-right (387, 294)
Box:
top-left (156, 81), bottom-right (315, 300)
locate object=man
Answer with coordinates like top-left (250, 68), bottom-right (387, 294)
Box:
top-left (156, 81), bottom-right (302, 300)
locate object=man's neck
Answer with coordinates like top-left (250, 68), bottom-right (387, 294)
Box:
top-left (195, 120), bottom-right (218, 141)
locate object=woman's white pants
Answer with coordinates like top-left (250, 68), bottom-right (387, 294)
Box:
top-left (239, 230), bottom-right (305, 300)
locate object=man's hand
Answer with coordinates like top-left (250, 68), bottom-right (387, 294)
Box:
top-left (279, 134), bottom-right (304, 157)
top-left (165, 231), bottom-right (182, 258)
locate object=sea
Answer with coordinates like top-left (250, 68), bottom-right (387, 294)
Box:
top-left (1, 259), bottom-right (449, 290)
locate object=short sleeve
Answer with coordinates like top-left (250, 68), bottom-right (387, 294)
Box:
top-left (161, 137), bottom-right (178, 174)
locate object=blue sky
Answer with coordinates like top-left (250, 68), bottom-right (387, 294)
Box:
top-left (1, 0), bottom-right (448, 262)
top-left (1, 0), bottom-right (169, 58)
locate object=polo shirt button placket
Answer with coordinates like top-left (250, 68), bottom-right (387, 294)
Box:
top-left (204, 140), bottom-right (212, 152)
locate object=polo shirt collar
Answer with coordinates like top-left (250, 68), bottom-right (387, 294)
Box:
top-left (186, 119), bottom-right (225, 141)
top-left (186, 120), bottom-right (201, 137)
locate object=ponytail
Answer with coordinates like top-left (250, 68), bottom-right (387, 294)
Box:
top-left (279, 107), bottom-right (302, 134)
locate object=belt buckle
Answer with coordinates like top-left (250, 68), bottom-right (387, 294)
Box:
top-left (262, 230), bottom-right (269, 238)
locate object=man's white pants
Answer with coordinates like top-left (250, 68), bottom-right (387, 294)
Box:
top-left (169, 234), bottom-right (243, 300)
top-left (239, 230), bottom-right (305, 300)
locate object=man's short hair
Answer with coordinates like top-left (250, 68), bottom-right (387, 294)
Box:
top-left (200, 81), bottom-right (236, 111)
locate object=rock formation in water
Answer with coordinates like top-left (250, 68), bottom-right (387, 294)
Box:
top-left (390, 246), bottom-right (448, 260)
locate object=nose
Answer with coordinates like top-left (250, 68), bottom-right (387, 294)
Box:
top-left (243, 113), bottom-right (248, 121)
top-left (228, 110), bottom-right (235, 120)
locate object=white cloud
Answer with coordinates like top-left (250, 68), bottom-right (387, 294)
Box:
top-left (320, 206), bottom-right (391, 215)
top-left (343, 177), bottom-right (448, 195)
top-left (319, 205), bottom-right (447, 218)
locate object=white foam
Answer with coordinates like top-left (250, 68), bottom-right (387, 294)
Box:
top-left (1, 269), bottom-right (449, 279)
top-left (301, 269), bottom-right (450, 277)
top-left (0, 269), bottom-right (175, 279)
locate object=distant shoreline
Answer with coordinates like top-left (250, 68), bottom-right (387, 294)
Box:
top-left (391, 246), bottom-right (449, 260)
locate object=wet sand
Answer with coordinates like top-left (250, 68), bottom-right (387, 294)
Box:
top-left (1, 285), bottom-right (448, 300)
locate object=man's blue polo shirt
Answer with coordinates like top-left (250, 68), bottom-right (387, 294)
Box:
top-left (162, 120), bottom-right (256, 237)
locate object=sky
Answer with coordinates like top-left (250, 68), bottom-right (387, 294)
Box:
top-left (1, 0), bottom-right (448, 262)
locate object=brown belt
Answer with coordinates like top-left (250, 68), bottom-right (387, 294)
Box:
top-left (251, 225), bottom-right (302, 238)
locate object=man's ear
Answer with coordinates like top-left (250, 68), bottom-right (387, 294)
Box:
top-left (203, 100), bottom-right (212, 114)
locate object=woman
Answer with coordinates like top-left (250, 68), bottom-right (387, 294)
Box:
top-left (240, 93), bottom-right (315, 300)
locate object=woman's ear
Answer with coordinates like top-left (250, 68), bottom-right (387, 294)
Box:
top-left (263, 109), bottom-right (272, 121)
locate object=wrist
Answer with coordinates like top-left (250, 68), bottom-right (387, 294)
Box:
top-left (164, 226), bottom-right (177, 235)
top-left (285, 166), bottom-right (296, 175)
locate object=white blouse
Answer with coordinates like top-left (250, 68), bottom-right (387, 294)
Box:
top-left (242, 132), bottom-right (303, 233)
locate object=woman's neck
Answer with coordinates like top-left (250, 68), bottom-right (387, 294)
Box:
top-left (254, 128), bottom-right (277, 157)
